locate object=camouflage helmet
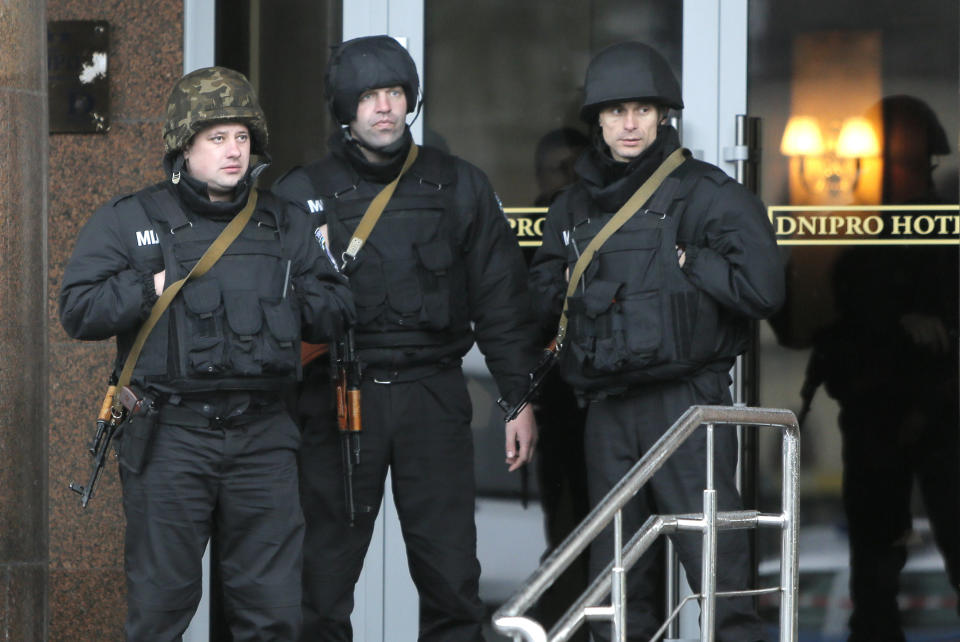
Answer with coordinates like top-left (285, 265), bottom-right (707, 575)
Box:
top-left (162, 66), bottom-right (268, 156)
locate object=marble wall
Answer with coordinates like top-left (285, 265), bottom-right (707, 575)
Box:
top-left (32, 1), bottom-right (180, 638)
top-left (0, 1), bottom-right (49, 639)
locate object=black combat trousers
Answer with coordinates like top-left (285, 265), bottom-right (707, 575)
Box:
top-left (298, 367), bottom-right (485, 642)
top-left (840, 401), bottom-right (960, 642)
top-left (583, 369), bottom-right (767, 642)
top-left (120, 396), bottom-right (304, 641)
top-left (532, 371), bottom-right (591, 641)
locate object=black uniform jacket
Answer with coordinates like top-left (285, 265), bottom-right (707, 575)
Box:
top-left (528, 127), bottom-right (785, 390)
top-left (273, 130), bottom-right (540, 405)
top-left (59, 160), bottom-right (355, 390)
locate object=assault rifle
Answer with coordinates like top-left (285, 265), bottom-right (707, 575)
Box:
top-left (69, 381), bottom-right (125, 508)
top-left (497, 341), bottom-right (559, 422)
top-left (331, 329), bottom-right (371, 525)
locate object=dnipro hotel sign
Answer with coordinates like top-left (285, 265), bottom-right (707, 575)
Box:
top-left (507, 204), bottom-right (960, 246)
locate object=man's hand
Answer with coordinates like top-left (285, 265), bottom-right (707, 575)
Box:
top-left (505, 404), bottom-right (538, 472)
top-left (154, 270), bottom-right (165, 294)
top-left (901, 313), bottom-right (950, 354)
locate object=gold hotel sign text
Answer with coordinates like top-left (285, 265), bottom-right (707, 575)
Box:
top-left (506, 205), bottom-right (960, 247)
top-left (767, 205), bottom-right (960, 245)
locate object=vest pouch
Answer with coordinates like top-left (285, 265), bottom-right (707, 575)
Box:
top-left (223, 290), bottom-right (264, 375)
top-left (622, 290), bottom-right (662, 356)
top-left (415, 239), bottom-right (453, 330)
top-left (181, 280), bottom-right (226, 376)
top-left (262, 298), bottom-right (299, 375)
top-left (347, 256), bottom-right (387, 325)
top-left (117, 389), bottom-right (159, 475)
top-left (568, 279), bottom-right (630, 373)
top-left (384, 258), bottom-right (423, 316)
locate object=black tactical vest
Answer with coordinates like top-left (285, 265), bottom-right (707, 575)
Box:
top-left (557, 161), bottom-right (748, 396)
top-left (303, 147), bottom-right (469, 350)
top-left (114, 186), bottom-right (302, 392)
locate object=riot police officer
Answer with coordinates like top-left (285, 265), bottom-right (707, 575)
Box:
top-left (59, 67), bottom-right (355, 640)
top-left (528, 42), bottom-right (784, 641)
top-left (273, 35), bottom-right (540, 641)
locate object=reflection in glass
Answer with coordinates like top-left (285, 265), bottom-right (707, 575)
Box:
top-left (751, 2), bottom-right (959, 640)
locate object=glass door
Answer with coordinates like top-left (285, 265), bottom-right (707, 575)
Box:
top-left (224, 1), bottom-right (959, 639)
top-left (374, 1), bottom-right (748, 639)
top-left (749, 2), bottom-right (959, 640)
top-left (420, 3), bottom-right (689, 640)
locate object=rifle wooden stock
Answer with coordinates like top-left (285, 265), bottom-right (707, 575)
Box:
top-left (333, 329), bottom-right (368, 524)
top-left (71, 382), bottom-right (124, 508)
top-left (301, 341), bottom-right (329, 366)
top-left (98, 385), bottom-right (117, 423)
top-left (336, 370), bottom-right (348, 431)
top-left (346, 389), bottom-right (362, 433)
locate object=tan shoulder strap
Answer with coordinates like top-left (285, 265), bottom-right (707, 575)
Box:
top-left (555, 147), bottom-right (688, 347)
top-left (340, 143), bottom-right (419, 268)
top-left (113, 189), bottom-right (260, 406)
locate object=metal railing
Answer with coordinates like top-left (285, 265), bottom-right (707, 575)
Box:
top-left (493, 405), bottom-right (800, 642)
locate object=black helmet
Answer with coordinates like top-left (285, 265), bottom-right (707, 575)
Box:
top-left (580, 42), bottom-right (683, 123)
top-left (879, 94), bottom-right (950, 156)
top-left (163, 66), bottom-right (268, 156)
top-left (325, 35), bottom-right (420, 125)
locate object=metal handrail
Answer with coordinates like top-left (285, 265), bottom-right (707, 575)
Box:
top-left (493, 405), bottom-right (800, 642)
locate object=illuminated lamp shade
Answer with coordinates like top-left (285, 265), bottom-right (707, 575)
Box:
top-left (836, 116), bottom-right (880, 158)
top-left (780, 116), bottom-right (824, 156)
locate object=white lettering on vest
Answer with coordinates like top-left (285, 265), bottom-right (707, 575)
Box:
top-left (136, 229), bottom-right (160, 246)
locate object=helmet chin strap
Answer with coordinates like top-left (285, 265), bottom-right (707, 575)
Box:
top-left (170, 154), bottom-right (186, 184)
top-left (407, 88), bottom-right (424, 128)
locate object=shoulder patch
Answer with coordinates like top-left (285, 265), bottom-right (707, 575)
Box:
top-left (494, 192), bottom-right (507, 220)
top-left (314, 226), bottom-right (339, 271)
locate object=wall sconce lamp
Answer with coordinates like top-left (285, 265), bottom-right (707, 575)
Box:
top-left (781, 115), bottom-right (880, 197)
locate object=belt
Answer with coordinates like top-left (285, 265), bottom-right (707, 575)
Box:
top-left (362, 361), bottom-right (458, 384)
top-left (157, 395), bottom-right (283, 428)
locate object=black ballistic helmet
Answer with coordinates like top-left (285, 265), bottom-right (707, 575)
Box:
top-left (325, 35), bottom-right (420, 125)
top-left (580, 41), bottom-right (683, 123)
top-left (879, 94), bottom-right (950, 156)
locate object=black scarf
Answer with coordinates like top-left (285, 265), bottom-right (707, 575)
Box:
top-left (330, 126), bottom-right (414, 184)
top-left (163, 153), bottom-right (264, 219)
top-left (574, 125), bottom-right (681, 212)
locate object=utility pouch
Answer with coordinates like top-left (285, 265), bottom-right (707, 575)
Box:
top-left (117, 386), bottom-right (159, 474)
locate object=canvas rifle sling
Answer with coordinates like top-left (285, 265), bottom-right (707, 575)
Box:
top-left (554, 147), bottom-right (689, 349)
top-left (340, 143), bottom-right (419, 268)
top-left (300, 143), bottom-right (420, 365)
top-left (112, 189), bottom-right (261, 412)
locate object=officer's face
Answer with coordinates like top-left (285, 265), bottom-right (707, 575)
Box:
top-left (598, 102), bottom-right (662, 163)
top-left (350, 86), bottom-right (407, 158)
top-left (183, 122), bottom-right (251, 201)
